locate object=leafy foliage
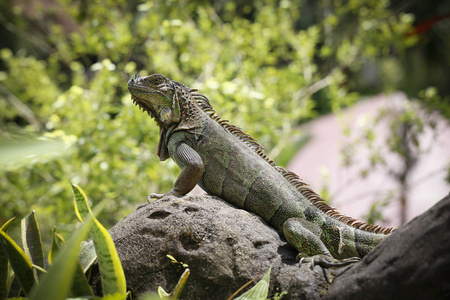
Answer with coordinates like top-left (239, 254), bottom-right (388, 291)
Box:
top-left (0, 0), bottom-right (438, 241)
top-left (0, 184), bottom-right (130, 299)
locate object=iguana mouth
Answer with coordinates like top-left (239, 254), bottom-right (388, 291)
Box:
top-left (128, 75), bottom-right (157, 119)
top-left (130, 96), bottom-right (153, 117)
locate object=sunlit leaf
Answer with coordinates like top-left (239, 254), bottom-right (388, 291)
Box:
top-left (78, 240), bottom-right (97, 273)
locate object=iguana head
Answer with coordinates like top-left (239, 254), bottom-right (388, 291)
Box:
top-left (127, 73), bottom-right (181, 128)
top-left (128, 73), bottom-right (202, 160)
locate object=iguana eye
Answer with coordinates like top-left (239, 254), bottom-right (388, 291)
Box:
top-left (150, 76), bottom-right (163, 85)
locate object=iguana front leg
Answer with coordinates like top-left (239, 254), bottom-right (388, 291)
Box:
top-left (283, 218), bottom-right (360, 269)
top-left (149, 142), bottom-right (204, 201)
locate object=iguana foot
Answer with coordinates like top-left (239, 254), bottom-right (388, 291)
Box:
top-left (136, 203), bottom-right (149, 210)
top-left (297, 253), bottom-right (360, 283)
top-left (148, 191), bottom-right (185, 202)
top-left (148, 193), bottom-right (166, 202)
top-left (297, 253), bottom-right (360, 270)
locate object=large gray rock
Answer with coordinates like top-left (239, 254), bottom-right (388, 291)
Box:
top-left (89, 195), bottom-right (330, 299)
top-left (90, 193), bottom-right (450, 299)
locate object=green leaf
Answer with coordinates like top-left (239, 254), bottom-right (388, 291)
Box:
top-left (48, 227), bottom-right (65, 265)
top-left (169, 268), bottom-right (190, 300)
top-left (100, 292), bottom-right (132, 300)
top-left (0, 216), bottom-right (16, 299)
top-left (90, 218), bottom-right (127, 296)
top-left (72, 183), bottom-right (92, 223)
top-left (78, 240), bottom-right (97, 273)
top-left (158, 286), bottom-right (171, 298)
top-left (0, 241), bottom-right (9, 300)
top-left (138, 292), bottom-right (165, 300)
top-left (158, 268), bottom-right (190, 300)
top-left (48, 227), bottom-right (93, 297)
top-left (1, 216), bottom-right (17, 231)
top-left (71, 259), bottom-right (94, 297)
top-left (21, 211), bottom-right (45, 270)
top-left (234, 267), bottom-right (271, 300)
top-left (0, 229), bottom-right (37, 296)
top-left (28, 202), bottom-right (102, 300)
top-left (166, 254), bottom-right (189, 268)
top-left (72, 184), bottom-right (127, 296)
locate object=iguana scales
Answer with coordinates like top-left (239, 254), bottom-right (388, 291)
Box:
top-left (127, 73), bottom-right (394, 267)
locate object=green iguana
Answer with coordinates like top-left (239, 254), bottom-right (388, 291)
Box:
top-left (127, 73), bottom-right (394, 268)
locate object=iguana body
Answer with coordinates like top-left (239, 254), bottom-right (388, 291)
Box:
top-left (127, 73), bottom-right (394, 266)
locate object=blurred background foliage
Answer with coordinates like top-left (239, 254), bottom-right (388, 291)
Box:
top-left (0, 0), bottom-right (449, 244)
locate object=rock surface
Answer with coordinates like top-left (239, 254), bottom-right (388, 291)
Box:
top-left (89, 195), bottom-right (330, 299)
top-left (90, 193), bottom-right (450, 299)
